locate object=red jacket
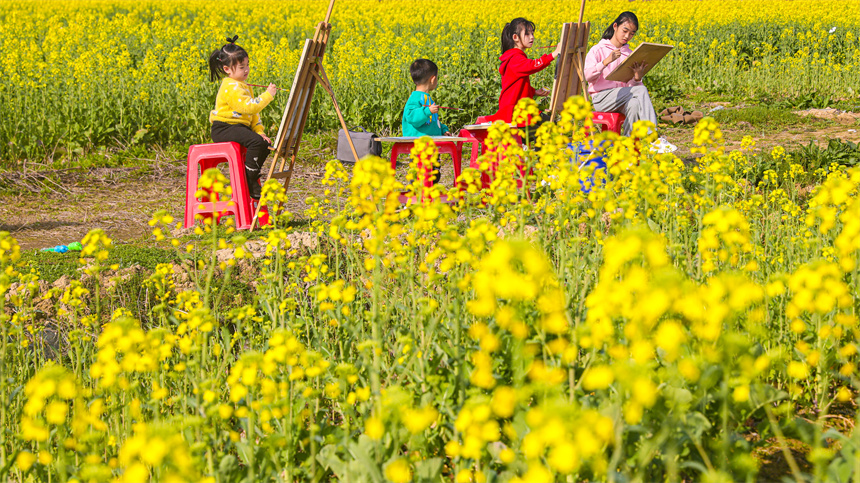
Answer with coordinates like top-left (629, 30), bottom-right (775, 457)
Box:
top-left (487, 49), bottom-right (555, 123)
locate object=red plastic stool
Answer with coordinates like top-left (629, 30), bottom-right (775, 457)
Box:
top-left (184, 142), bottom-right (256, 230)
top-left (463, 117), bottom-right (524, 190)
top-left (457, 129), bottom-right (484, 180)
top-left (389, 141), bottom-right (462, 188)
top-left (592, 112), bottom-right (625, 134)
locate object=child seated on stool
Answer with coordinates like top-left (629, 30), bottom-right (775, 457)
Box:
top-left (584, 12), bottom-right (676, 152)
top-left (402, 59), bottom-right (451, 183)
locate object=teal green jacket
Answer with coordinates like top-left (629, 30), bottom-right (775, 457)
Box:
top-left (401, 91), bottom-right (448, 137)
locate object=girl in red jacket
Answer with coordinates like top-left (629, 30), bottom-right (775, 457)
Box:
top-left (487, 18), bottom-right (562, 124)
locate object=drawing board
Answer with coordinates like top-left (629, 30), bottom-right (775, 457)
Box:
top-left (605, 42), bottom-right (673, 82)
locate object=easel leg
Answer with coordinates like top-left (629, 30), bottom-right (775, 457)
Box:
top-left (250, 151), bottom-right (279, 231)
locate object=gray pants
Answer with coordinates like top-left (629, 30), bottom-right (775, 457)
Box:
top-left (591, 86), bottom-right (658, 136)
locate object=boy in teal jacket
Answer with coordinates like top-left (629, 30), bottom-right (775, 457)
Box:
top-left (402, 59), bottom-right (451, 137)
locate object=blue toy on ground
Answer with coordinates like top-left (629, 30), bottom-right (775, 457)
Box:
top-left (41, 241), bottom-right (83, 253)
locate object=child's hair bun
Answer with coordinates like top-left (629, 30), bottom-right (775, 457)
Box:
top-left (208, 35), bottom-right (248, 81)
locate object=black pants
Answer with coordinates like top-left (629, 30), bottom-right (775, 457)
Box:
top-left (211, 121), bottom-right (270, 200)
top-left (521, 112), bottom-right (552, 146)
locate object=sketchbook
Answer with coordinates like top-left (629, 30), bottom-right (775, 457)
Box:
top-left (605, 42), bottom-right (673, 82)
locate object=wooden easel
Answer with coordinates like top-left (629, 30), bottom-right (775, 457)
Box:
top-left (253, 0), bottom-right (358, 229)
top-left (549, 0), bottom-right (591, 119)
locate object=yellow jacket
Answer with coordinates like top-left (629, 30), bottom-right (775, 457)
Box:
top-left (209, 78), bottom-right (274, 134)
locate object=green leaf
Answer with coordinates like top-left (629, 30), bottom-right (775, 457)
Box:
top-left (317, 444), bottom-right (347, 478)
top-left (415, 457), bottom-right (443, 481)
top-left (233, 441), bottom-right (253, 466)
top-left (348, 435), bottom-right (384, 483)
top-left (217, 454), bottom-right (241, 483)
top-left (684, 411), bottom-right (713, 440)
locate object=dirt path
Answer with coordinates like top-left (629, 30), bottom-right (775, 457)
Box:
top-left (2, 122), bottom-right (857, 251)
top-left (0, 157), bottom-right (330, 251)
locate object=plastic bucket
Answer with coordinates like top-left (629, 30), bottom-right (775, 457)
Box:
top-left (569, 141), bottom-right (610, 193)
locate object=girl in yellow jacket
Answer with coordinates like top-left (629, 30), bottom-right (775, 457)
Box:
top-left (208, 36), bottom-right (277, 200)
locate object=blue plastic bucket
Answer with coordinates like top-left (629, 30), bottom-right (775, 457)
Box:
top-left (569, 141), bottom-right (609, 193)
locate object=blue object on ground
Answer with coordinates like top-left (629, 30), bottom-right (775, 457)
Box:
top-left (570, 141), bottom-right (610, 194)
top-left (40, 241), bottom-right (83, 253)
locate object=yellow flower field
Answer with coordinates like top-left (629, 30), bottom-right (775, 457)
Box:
top-left (1, 0), bottom-right (858, 161)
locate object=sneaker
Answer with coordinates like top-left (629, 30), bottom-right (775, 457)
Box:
top-left (650, 137), bottom-right (678, 154)
top-left (248, 182), bottom-right (262, 200)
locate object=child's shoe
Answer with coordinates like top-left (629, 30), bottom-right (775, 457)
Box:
top-left (248, 183), bottom-right (262, 201)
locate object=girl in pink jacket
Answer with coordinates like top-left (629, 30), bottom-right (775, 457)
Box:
top-left (584, 12), bottom-right (674, 151)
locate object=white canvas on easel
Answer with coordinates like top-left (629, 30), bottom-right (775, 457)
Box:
top-left (272, 40), bottom-right (314, 152)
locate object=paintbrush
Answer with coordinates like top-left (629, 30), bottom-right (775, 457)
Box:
top-left (424, 104), bottom-right (463, 111)
top-left (246, 83), bottom-right (288, 91)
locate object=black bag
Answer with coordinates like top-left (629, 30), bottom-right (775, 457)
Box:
top-left (337, 127), bottom-right (381, 163)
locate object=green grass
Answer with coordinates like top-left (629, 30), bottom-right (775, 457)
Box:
top-left (20, 244), bottom-right (180, 283)
top-left (712, 106), bottom-right (827, 130)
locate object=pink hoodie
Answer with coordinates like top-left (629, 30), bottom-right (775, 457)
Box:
top-left (583, 39), bottom-right (643, 96)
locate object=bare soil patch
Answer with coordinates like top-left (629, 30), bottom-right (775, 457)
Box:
top-left (664, 121), bottom-right (860, 159)
top-left (0, 155), bottom-right (329, 250)
top-left (793, 108), bottom-right (860, 124)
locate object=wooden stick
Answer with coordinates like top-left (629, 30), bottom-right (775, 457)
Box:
top-left (246, 83), bottom-right (287, 91)
top-left (578, 0), bottom-right (586, 24)
top-left (324, 0), bottom-right (336, 23)
top-left (424, 104), bottom-right (463, 111)
top-left (575, 24), bottom-right (591, 98)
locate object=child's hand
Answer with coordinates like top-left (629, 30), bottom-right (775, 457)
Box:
top-left (631, 62), bottom-right (649, 81)
top-left (603, 49), bottom-right (622, 66)
top-left (266, 84), bottom-right (278, 97)
top-left (444, 131), bottom-right (452, 136)
top-left (429, 104), bottom-right (439, 114)
top-left (535, 88), bottom-right (550, 97)
top-left (260, 134), bottom-right (272, 144)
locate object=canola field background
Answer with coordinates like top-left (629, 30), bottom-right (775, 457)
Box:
top-left (1, 0), bottom-right (859, 162)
